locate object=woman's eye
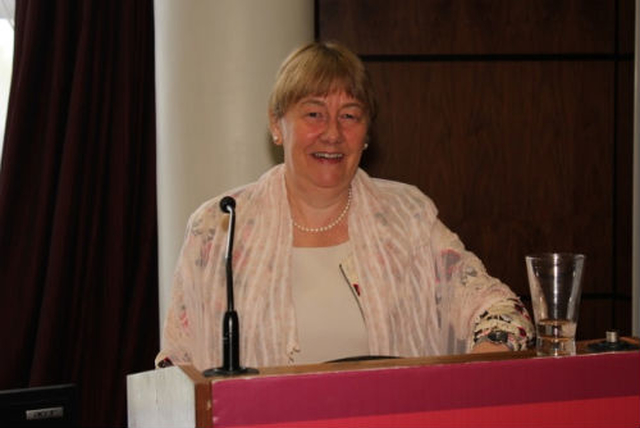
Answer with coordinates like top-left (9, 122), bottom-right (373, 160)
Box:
top-left (341, 112), bottom-right (361, 122)
top-left (306, 111), bottom-right (322, 119)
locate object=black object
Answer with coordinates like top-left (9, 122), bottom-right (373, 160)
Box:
top-left (0, 384), bottom-right (77, 427)
top-left (203, 196), bottom-right (258, 377)
top-left (326, 355), bottom-right (400, 363)
top-left (587, 330), bottom-right (640, 353)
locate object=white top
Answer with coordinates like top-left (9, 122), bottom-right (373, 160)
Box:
top-left (291, 242), bottom-right (369, 364)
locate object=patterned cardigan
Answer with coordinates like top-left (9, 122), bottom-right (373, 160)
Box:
top-left (157, 164), bottom-right (533, 370)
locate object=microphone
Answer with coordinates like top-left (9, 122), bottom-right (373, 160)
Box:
top-left (203, 196), bottom-right (258, 377)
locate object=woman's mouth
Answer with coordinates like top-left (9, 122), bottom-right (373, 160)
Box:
top-left (312, 152), bottom-right (343, 160)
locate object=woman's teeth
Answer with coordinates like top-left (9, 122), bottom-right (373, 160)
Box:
top-left (313, 152), bottom-right (343, 159)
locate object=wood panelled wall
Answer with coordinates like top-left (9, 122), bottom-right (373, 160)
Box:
top-left (318, 0), bottom-right (634, 340)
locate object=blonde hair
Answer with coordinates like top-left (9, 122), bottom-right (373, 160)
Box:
top-left (268, 41), bottom-right (377, 123)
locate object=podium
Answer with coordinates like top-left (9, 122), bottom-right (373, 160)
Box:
top-left (127, 341), bottom-right (640, 427)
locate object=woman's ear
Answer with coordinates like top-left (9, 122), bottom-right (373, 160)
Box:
top-left (269, 114), bottom-right (283, 146)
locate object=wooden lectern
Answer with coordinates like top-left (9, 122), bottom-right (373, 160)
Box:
top-left (127, 340), bottom-right (640, 427)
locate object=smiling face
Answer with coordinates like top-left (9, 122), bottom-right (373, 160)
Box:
top-left (271, 91), bottom-right (368, 194)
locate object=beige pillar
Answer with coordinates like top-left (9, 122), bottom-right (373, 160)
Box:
top-left (154, 0), bottom-right (314, 336)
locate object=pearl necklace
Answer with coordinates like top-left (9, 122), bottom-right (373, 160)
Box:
top-left (292, 187), bottom-right (352, 233)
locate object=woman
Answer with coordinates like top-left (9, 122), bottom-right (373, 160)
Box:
top-left (156, 41), bottom-right (533, 369)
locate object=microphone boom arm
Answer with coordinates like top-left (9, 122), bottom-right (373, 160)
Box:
top-left (203, 196), bottom-right (258, 377)
top-left (223, 200), bottom-right (235, 311)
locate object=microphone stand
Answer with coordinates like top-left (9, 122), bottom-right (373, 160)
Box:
top-left (203, 197), bottom-right (258, 377)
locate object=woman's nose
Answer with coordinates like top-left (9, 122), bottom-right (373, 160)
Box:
top-left (321, 116), bottom-right (342, 143)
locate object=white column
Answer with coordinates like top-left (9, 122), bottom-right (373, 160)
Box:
top-left (154, 0), bottom-right (314, 336)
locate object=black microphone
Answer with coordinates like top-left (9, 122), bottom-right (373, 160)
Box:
top-left (203, 196), bottom-right (258, 377)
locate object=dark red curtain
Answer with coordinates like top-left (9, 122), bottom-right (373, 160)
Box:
top-left (0, 1), bottom-right (159, 426)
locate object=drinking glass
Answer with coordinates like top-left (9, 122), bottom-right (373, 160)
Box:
top-left (525, 253), bottom-right (585, 356)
